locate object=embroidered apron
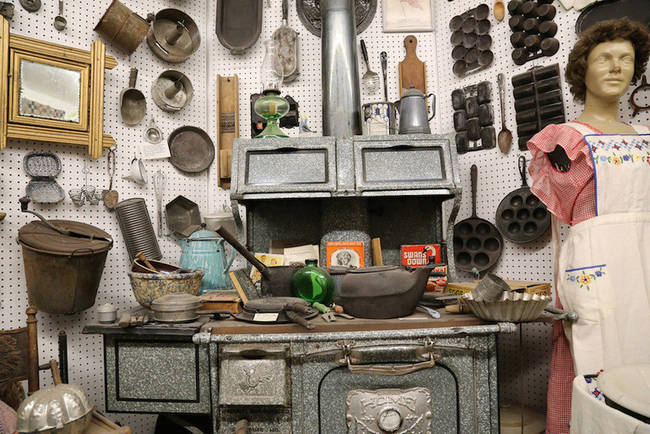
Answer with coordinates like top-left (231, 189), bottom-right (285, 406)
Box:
top-left (556, 122), bottom-right (650, 375)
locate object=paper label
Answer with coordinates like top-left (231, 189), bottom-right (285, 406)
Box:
top-left (253, 313), bottom-right (279, 322)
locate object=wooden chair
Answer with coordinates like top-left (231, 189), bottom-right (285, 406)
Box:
top-left (0, 307), bottom-right (68, 397)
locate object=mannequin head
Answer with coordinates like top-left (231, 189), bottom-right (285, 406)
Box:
top-left (566, 18), bottom-right (650, 103)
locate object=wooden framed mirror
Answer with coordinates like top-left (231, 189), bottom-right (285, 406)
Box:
top-left (0, 17), bottom-right (117, 159)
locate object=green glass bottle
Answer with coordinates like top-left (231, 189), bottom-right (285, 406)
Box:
top-left (291, 259), bottom-right (335, 305)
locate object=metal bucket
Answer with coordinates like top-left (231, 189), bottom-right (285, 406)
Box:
top-left (19, 243), bottom-right (110, 314)
top-left (94, 0), bottom-right (149, 55)
top-left (115, 198), bottom-right (162, 261)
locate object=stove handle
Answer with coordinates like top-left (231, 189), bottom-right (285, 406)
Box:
top-left (345, 351), bottom-right (440, 376)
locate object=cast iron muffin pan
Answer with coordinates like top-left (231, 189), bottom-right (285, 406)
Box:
top-left (449, 3), bottom-right (494, 77)
top-left (508, 0), bottom-right (559, 65)
top-left (453, 165), bottom-right (503, 273)
top-left (511, 64), bottom-right (566, 150)
top-left (495, 156), bottom-right (550, 243)
top-left (452, 81), bottom-right (496, 153)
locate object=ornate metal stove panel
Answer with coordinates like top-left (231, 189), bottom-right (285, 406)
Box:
top-left (346, 387), bottom-right (433, 434)
top-left (218, 343), bottom-right (290, 406)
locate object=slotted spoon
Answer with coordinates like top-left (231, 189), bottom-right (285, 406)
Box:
top-left (360, 39), bottom-right (379, 93)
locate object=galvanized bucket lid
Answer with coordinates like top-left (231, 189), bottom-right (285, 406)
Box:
top-left (151, 293), bottom-right (201, 312)
top-left (18, 220), bottom-right (112, 255)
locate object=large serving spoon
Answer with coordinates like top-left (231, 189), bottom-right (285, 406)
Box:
top-left (360, 39), bottom-right (379, 93)
top-left (497, 73), bottom-right (513, 153)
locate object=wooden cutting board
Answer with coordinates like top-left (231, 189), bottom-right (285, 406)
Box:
top-left (217, 74), bottom-right (239, 189)
top-left (398, 35), bottom-right (427, 96)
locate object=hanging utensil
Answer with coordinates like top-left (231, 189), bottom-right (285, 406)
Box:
top-left (53, 0), bottom-right (67, 31)
top-left (273, 0), bottom-right (299, 83)
top-left (453, 165), bottom-right (503, 274)
top-left (380, 51), bottom-right (388, 101)
top-left (494, 0), bottom-right (505, 21)
top-left (497, 73), bottom-right (513, 153)
top-left (360, 39), bottom-right (379, 92)
top-left (143, 118), bottom-right (163, 144)
top-left (20, 0), bottom-right (41, 12)
top-left (120, 68), bottom-right (146, 126)
top-left (215, 0), bottom-right (262, 55)
top-left (398, 35), bottom-right (426, 96)
top-left (147, 9), bottom-right (201, 63)
top-left (152, 70), bottom-right (194, 113)
top-left (153, 170), bottom-right (166, 238)
top-left (495, 156), bottom-right (550, 243)
top-left (103, 148), bottom-right (119, 210)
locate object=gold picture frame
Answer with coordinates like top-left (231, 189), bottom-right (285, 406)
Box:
top-left (0, 17), bottom-right (117, 159)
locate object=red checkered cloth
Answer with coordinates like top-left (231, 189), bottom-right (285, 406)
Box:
top-left (527, 121), bottom-right (600, 433)
top-left (546, 297), bottom-right (575, 434)
top-left (527, 122), bottom-right (602, 226)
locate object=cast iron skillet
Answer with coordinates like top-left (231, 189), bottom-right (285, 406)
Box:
top-left (495, 156), bottom-right (550, 243)
top-left (233, 297), bottom-right (318, 329)
top-left (453, 164), bottom-right (503, 273)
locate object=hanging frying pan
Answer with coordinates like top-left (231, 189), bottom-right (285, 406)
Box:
top-left (453, 164), bottom-right (503, 274)
top-left (495, 156), bottom-right (550, 243)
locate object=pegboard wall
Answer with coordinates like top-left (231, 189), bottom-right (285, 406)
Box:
top-left (1, 0), bottom-right (649, 432)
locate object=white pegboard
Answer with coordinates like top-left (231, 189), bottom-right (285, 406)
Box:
top-left (2, 0), bottom-right (649, 431)
top-left (0, 1), bottom-right (214, 432)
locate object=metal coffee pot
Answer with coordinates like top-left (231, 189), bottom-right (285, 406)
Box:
top-left (179, 229), bottom-right (236, 293)
top-left (395, 86), bottom-right (436, 134)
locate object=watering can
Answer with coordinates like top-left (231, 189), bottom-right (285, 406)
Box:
top-left (179, 229), bottom-right (236, 293)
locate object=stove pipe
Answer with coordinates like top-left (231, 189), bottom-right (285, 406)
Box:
top-left (321, 0), bottom-right (361, 138)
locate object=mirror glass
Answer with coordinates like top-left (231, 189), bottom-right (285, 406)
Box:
top-left (19, 59), bottom-right (81, 123)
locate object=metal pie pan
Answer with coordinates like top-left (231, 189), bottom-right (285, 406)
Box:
top-left (168, 126), bottom-right (215, 173)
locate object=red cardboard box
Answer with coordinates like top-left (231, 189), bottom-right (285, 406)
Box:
top-left (401, 244), bottom-right (441, 267)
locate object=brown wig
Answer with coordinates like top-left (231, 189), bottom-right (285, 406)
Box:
top-left (566, 18), bottom-right (650, 102)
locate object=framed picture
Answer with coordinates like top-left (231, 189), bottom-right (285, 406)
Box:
top-left (383, 0), bottom-right (434, 32)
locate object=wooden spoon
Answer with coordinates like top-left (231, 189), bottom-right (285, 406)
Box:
top-left (494, 0), bottom-right (505, 21)
top-left (497, 73), bottom-right (513, 153)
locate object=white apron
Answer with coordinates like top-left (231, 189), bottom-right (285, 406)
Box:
top-left (556, 122), bottom-right (650, 375)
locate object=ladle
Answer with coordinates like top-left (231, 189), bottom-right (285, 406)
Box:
top-left (497, 73), bottom-right (513, 153)
top-left (53, 0), bottom-right (66, 31)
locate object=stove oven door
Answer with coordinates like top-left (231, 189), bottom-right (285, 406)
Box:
top-left (305, 340), bottom-right (487, 434)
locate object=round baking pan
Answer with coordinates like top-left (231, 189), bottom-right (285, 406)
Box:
top-left (495, 156), bottom-right (550, 243)
top-left (454, 165), bottom-right (503, 273)
top-left (168, 126), bottom-right (215, 173)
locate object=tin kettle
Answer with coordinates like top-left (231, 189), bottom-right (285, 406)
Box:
top-left (179, 229), bottom-right (236, 294)
top-left (395, 86), bottom-right (436, 134)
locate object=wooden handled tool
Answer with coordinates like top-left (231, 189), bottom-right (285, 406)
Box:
top-left (398, 35), bottom-right (427, 96)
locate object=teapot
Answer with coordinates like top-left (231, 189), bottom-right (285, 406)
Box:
top-left (395, 86), bottom-right (436, 135)
top-left (179, 229), bottom-right (236, 294)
